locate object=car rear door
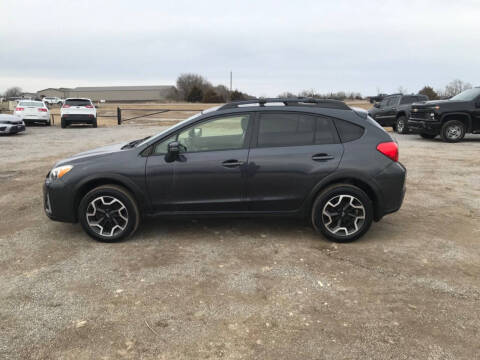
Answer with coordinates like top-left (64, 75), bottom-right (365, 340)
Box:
top-left (246, 112), bottom-right (343, 212)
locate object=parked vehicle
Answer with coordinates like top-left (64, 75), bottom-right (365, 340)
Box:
top-left (0, 114), bottom-right (25, 135)
top-left (43, 97), bottom-right (63, 105)
top-left (408, 87), bottom-right (480, 142)
top-left (368, 94), bottom-right (428, 134)
top-left (13, 100), bottom-right (51, 126)
top-left (61, 98), bottom-right (97, 128)
top-left (44, 98), bottom-right (406, 243)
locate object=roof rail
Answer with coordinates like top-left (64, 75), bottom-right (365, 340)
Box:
top-left (218, 97), bottom-right (350, 110)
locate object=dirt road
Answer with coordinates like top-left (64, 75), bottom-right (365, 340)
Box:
top-left (1, 123), bottom-right (479, 359)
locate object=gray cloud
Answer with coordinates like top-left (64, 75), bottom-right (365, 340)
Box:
top-left (1, 0), bottom-right (479, 96)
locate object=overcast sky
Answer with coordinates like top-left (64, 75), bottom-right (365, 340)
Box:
top-left (0, 0), bottom-right (479, 97)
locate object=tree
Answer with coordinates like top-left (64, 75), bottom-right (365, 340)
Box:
top-left (418, 86), bottom-right (439, 100)
top-left (176, 73), bottom-right (210, 101)
top-left (442, 79), bottom-right (472, 98)
top-left (230, 90), bottom-right (248, 101)
top-left (4, 86), bottom-right (22, 99)
top-left (202, 89), bottom-right (224, 103)
top-left (187, 86), bottom-right (203, 102)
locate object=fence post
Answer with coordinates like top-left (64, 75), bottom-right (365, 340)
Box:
top-left (117, 107), bottom-right (122, 125)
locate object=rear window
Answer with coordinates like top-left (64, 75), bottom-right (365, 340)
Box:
top-left (334, 119), bottom-right (364, 143)
top-left (65, 99), bottom-right (92, 106)
top-left (18, 101), bottom-right (44, 107)
top-left (257, 113), bottom-right (338, 147)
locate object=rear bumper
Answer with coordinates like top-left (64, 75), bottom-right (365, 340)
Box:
top-left (43, 179), bottom-right (77, 223)
top-left (374, 162), bottom-right (407, 220)
top-left (62, 114), bottom-right (95, 123)
top-left (407, 119), bottom-right (441, 134)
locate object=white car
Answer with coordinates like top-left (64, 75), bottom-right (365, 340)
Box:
top-left (0, 114), bottom-right (26, 135)
top-left (13, 100), bottom-right (51, 126)
top-left (61, 98), bottom-right (97, 128)
top-left (43, 97), bottom-right (63, 105)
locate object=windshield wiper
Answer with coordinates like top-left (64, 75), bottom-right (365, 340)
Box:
top-left (121, 136), bottom-right (151, 149)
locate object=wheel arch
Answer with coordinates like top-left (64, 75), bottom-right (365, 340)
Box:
top-left (305, 172), bottom-right (384, 222)
top-left (73, 174), bottom-right (147, 221)
top-left (441, 112), bottom-right (472, 132)
top-left (396, 111), bottom-right (407, 119)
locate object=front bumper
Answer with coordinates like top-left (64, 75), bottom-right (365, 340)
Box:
top-left (407, 119), bottom-right (441, 134)
top-left (0, 123), bottom-right (26, 134)
top-left (43, 179), bottom-right (77, 223)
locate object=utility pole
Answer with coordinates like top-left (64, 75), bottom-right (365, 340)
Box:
top-left (229, 70), bottom-right (233, 93)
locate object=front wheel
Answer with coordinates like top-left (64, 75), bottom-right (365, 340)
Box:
top-left (78, 185), bottom-right (140, 242)
top-left (311, 184), bottom-right (373, 243)
top-left (395, 116), bottom-right (409, 134)
top-left (441, 120), bottom-right (465, 142)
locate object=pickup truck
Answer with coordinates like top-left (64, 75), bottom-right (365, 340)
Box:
top-left (408, 87), bottom-right (480, 142)
top-left (368, 94), bottom-right (428, 134)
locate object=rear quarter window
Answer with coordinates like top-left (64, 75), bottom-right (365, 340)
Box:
top-left (334, 119), bottom-right (364, 143)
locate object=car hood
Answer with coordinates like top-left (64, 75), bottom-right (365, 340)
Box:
top-left (412, 99), bottom-right (469, 110)
top-left (0, 114), bottom-right (23, 124)
top-left (56, 142), bottom-right (129, 166)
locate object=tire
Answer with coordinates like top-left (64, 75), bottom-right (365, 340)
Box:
top-left (46, 119), bottom-right (51, 126)
top-left (420, 133), bottom-right (436, 139)
top-left (395, 116), bottom-right (409, 134)
top-left (61, 118), bottom-right (67, 128)
top-left (92, 118), bottom-right (98, 128)
top-left (311, 184), bottom-right (373, 243)
top-left (78, 185), bottom-right (140, 242)
top-left (441, 120), bottom-right (465, 143)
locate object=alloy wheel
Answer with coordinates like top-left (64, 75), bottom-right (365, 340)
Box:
top-left (86, 196), bottom-right (129, 237)
top-left (321, 195), bottom-right (366, 236)
top-left (446, 125), bottom-right (462, 141)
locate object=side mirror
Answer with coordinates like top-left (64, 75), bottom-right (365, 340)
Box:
top-left (165, 141), bottom-right (180, 162)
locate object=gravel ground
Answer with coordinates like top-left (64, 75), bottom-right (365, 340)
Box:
top-left (1, 123), bottom-right (479, 359)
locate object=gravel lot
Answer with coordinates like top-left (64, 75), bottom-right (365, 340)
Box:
top-left (1, 123), bottom-right (479, 359)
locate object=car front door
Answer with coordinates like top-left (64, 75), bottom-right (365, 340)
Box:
top-left (473, 95), bottom-right (480, 131)
top-left (246, 112), bottom-right (343, 212)
top-left (146, 113), bottom-right (253, 213)
top-left (374, 97), bottom-right (390, 124)
top-left (384, 95), bottom-right (400, 125)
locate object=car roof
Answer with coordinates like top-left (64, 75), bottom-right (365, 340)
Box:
top-left (65, 98), bottom-right (91, 101)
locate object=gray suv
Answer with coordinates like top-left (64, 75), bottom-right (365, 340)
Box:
top-left (44, 98), bottom-right (406, 243)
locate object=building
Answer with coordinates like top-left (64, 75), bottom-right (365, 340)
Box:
top-left (36, 85), bottom-right (174, 102)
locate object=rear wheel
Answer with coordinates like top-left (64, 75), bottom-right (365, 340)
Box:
top-left (395, 116), bottom-right (408, 134)
top-left (441, 120), bottom-right (465, 143)
top-left (61, 118), bottom-right (67, 128)
top-left (311, 184), bottom-right (373, 243)
top-left (420, 133), bottom-right (436, 139)
top-left (78, 185), bottom-right (140, 242)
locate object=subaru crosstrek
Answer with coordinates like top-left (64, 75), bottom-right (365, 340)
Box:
top-left (44, 98), bottom-right (406, 243)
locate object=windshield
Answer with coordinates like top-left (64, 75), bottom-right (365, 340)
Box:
top-left (450, 88), bottom-right (480, 101)
top-left (65, 99), bottom-right (92, 106)
top-left (136, 106), bottom-right (221, 147)
top-left (18, 101), bottom-right (44, 107)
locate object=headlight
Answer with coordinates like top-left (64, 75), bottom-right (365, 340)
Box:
top-left (49, 165), bottom-right (73, 180)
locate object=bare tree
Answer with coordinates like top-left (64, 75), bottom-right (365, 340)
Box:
top-left (442, 79), bottom-right (472, 97)
top-left (176, 73), bottom-right (211, 101)
top-left (4, 86), bottom-right (22, 99)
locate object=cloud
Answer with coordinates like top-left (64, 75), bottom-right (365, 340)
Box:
top-left (1, 0), bottom-right (479, 96)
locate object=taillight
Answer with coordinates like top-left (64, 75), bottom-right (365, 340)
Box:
top-left (377, 142), bottom-right (398, 162)
top-left (63, 104), bottom-right (71, 108)
top-left (85, 105), bottom-right (93, 108)
top-left (15, 107), bottom-right (24, 111)
top-left (38, 108), bottom-right (48, 112)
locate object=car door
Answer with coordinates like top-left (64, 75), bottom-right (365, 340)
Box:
top-left (374, 97), bottom-right (390, 124)
top-left (383, 95), bottom-right (400, 124)
top-left (146, 113), bottom-right (253, 213)
top-left (473, 95), bottom-right (480, 132)
top-left (246, 112), bottom-right (343, 212)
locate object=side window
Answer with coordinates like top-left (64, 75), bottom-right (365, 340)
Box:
top-left (388, 96), bottom-right (399, 106)
top-left (257, 113), bottom-right (315, 147)
top-left (177, 114), bottom-right (250, 153)
top-left (380, 98), bottom-right (390, 108)
top-left (153, 135), bottom-right (176, 154)
top-left (334, 119), bottom-right (364, 143)
top-left (315, 117), bottom-right (340, 144)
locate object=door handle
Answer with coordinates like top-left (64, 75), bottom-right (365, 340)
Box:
top-left (312, 153), bottom-right (334, 161)
top-left (222, 159), bottom-right (244, 168)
